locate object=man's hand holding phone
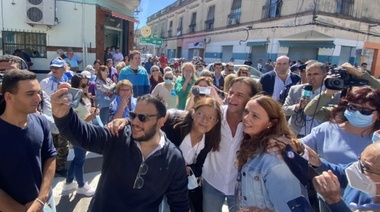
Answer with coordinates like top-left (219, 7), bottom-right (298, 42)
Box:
top-left (51, 83), bottom-right (72, 118)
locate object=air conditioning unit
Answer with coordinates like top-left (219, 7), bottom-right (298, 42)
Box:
top-left (26, 0), bottom-right (56, 26)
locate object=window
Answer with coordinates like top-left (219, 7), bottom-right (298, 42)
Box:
top-left (205, 5), bottom-right (215, 30)
top-left (262, 0), bottom-right (282, 19)
top-left (228, 0), bottom-right (241, 26)
top-left (2, 31), bottom-right (47, 58)
top-left (189, 12), bottom-right (197, 33)
top-left (177, 17), bottom-right (183, 36)
top-left (336, 0), bottom-right (354, 16)
top-left (168, 21), bottom-right (173, 37)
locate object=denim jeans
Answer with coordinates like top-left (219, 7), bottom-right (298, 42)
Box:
top-left (202, 179), bottom-right (238, 212)
top-left (66, 146), bottom-right (87, 187)
top-left (99, 107), bottom-right (110, 126)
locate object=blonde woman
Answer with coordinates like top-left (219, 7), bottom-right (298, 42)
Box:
top-left (236, 67), bottom-right (250, 77)
top-left (174, 62), bottom-right (196, 109)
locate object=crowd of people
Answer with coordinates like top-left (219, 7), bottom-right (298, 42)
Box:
top-left (0, 50), bottom-right (380, 212)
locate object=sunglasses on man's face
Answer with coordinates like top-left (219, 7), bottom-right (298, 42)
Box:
top-left (347, 104), bottom-right (375, 116)
top-left (129, 111), bottom-right (159, 122)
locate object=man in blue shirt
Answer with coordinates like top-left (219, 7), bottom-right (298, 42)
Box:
top-left (0, 69), bottom-right (57, 211)
top-left (119, 50), bottom-right (150, 97)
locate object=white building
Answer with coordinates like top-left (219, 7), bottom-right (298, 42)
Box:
top-left (0, 0), bottom-right (140, 74)
top-left (145, 0), bottom-right (380, 77)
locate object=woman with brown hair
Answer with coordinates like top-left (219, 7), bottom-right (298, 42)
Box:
top-left (95, 65), bottom-right (116, 125)
top-left (162, 97), bottom-right (222, 212)
top-left (236, 95), bottom-right (306, 212)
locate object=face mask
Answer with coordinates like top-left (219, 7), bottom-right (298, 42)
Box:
top-left (196, 70), bottom-right (202, 76)
top-left (165, 79), bottom-right (172, 84)
top-left (345, 162), bottom-right (380, 197)
top-left (344, 109), bottom-right (374, 128)
top-left (372, 131), bottom-right (380, 143)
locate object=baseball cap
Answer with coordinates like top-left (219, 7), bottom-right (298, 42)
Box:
top-left (81, 70), bottom-right (92, 79)
top-left (50, 58), bottom-right (65, 68)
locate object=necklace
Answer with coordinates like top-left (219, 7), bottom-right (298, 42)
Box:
top-left (192, 141), bottom-right (201, 164)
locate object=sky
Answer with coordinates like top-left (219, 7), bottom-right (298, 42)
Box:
top-left (135, 0), bottom-right (177, 29)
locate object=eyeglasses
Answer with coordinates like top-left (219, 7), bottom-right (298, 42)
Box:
top-left (133, 162), bottom-right (148, 189)
top-left (194, 111), bottom-right (218, 123)
top-left (81, 83), bottom-right (89, 88)
top-left (129, 111), bottom-right (158, 122)
top-left (358, 156), bottom-right (380, 176)
top-left (152, 69), bottom-right (159, 72)
top-left (164, 77), bottom-right (173, 80)
top-left (347, 104), bottom-right (375, 116)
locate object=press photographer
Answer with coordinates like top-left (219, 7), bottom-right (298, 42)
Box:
top-left (304, 62), bottom-right (380, 122)
top-left (283, 62), bottom-right (340, 138)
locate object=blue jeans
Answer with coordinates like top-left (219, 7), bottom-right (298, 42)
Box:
top-left (99, 107), bottom-right (110, 125)
top-left (202, 179), bottom-right (237, 212)
top-left (66, 146), bottom-right (86, 187)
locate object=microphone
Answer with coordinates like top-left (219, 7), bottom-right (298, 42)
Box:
top-left (302, 85), bottom-right (313, 100)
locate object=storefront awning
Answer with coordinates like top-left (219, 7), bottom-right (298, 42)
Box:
top-left (279, 40), bottom-right (335, 49)
top-left (247, 41), bottom-right (268, 46)
top-left (112, 11), bottom-right (140, 24)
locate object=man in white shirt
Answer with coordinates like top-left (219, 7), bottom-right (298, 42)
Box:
top-left (202, 77), bottom-right (262, 212)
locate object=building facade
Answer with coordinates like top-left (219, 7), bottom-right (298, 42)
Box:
top-left (0, 0), bottom-right (139, 73)
top-left (145, 0), bottom-right (380, 77)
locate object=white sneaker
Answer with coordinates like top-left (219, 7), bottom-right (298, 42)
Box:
top-left (77, 182), bottom-right (95, 196)
top-left (62, 181), bottom-right (78, 192)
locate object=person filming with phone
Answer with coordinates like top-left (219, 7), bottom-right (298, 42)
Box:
top-left (283, 62), bottom-right (340, 138)
top-left (51, 86), bottom-right (189, 211)
top-left (185, 77), bottom-right (222, 111)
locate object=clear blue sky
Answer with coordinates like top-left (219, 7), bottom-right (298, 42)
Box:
top-left (135, 0), bottom-right (177, 29)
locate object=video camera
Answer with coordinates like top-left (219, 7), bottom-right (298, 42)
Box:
top-left (324, 66), bottom-right (368, 90)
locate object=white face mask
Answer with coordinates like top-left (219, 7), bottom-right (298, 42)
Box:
top-left (345, 161), bottom-right (380, 197)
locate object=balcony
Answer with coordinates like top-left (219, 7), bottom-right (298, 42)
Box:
top-left (189, 24), bottom-right (196, 33)
top-left (261, 2), bottom-right (282, 19)
top-left (168, 29), bottom-right (173, 37)
top-left (228, 13), bottom-right (241, 26)
top-left (336, 0), bottom-right (354, 17)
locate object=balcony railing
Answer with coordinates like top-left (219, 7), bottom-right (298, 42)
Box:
top-left (261, 2), bottom-right (282, 19)
top-left (189, 24), bottom-right (196, 33)
top-left (336, 0), bottom-right (354, 17)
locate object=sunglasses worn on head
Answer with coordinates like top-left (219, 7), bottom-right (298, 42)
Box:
top-left (133, 162), bottom-right (148, 189)
top-left (347, 104), bottom-right (375, 116)
top-left (129, 111), bottom-right (158, 122)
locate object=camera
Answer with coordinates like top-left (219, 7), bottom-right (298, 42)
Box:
top-left (324, 66), bottom-right (368, 90)
top-left (191, 86), bottom-right (211, 97)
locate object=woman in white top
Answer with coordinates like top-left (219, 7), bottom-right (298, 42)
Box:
top-left (152, 71), bottom-right (177, 109)
top-left (62, 73), bottom-right (99, 196)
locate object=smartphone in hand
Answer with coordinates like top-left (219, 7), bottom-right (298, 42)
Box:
top-left (287, 196), bottom-right (314, 212)
top-left (63, 88), bottom-right (83, 108)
